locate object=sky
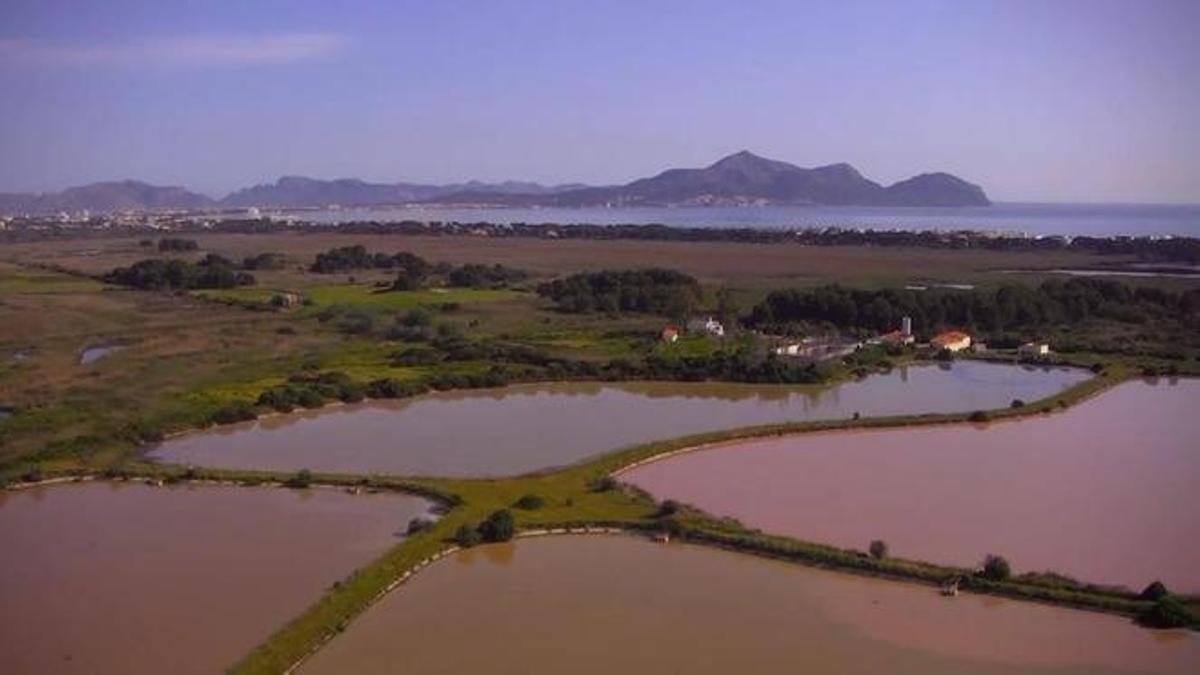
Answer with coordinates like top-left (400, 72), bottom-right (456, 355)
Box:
top-left (0, 0), bottom-right (1197, 203)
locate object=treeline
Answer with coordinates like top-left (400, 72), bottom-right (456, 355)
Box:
top-left (241, 252), bottom-right (286, 270)
top-left (537, 268), bottom-right (702, 315)
top-left (310, 245), bottom-right (527, 290)
top-left (175, 219), bottom-right (1200, 264)
top-left (5, 217), bottom-right (1199, 264)
top-left (156, 237), bottom-right (199, 252)
top-left (104, 256), bottom-right (255, 290)
top-left (748, 278), bottom-right (1200, 335)
top-left (447, 263), bottom-right (528, 288)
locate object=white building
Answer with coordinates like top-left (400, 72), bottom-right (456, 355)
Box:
top-left (687, 316), bottom-right (725, 337)
top-left (1018, 342), bottom-right (1050, 358)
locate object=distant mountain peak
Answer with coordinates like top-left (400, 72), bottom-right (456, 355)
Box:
top-left (0, 152), bottom-right (991, 213)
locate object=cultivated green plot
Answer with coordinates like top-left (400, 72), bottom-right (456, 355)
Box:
top-left (195, 284), bottom-right (524, 313)
top-left (0, 265), bottom-right (106, 295)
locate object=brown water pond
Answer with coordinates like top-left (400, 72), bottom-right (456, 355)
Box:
top-left (627, 378), bottom-right (1200, 591)
top-left (299, 536), bottom-right (1199, 675)
top-left (0, 482), bottom-right (433, 675)
top-left (149, 361), bottom-right (1089, 477)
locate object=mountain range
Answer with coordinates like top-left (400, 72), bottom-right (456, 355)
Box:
top-left (0, 152), bottom-right (989, 213)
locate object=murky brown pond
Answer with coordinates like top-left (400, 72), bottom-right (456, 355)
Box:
top-left (627, 378), bottom-right (1200, 591)
top-left (0, 482), bottom-right (433, 675)
top-left (300, 536), bottom-right (1198, 675)
top-left (149, 361), bottom-right (1089, 477)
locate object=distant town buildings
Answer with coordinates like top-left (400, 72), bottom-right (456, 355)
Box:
top-left (931, 330), bottom-right (972, 353)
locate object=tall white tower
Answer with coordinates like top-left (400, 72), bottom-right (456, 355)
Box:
top-left (901, 316), bottom-right (912, 336)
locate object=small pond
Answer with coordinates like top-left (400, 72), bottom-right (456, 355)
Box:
top-left (0, 482), bottom-right (433, 675)
top-left (627, 378), bottom-right (1200, 591)
top-left (78, 344), bottom-right (124, 365)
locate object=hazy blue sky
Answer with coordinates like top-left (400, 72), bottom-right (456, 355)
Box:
top-left (1, 0), bottom-right (1196, 203)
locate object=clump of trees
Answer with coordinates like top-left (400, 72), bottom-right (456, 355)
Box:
top-left (455, 524), bottom-right (481, 547)
top-left (454, 509), bottom-right (517, 548)
top-left (311, 245), bottom-right (433, 277)
top-left (537, 268), bottom-right (702, 315)
top-left (157, 237), bottom-right (198, 252)
top-left (747, 279), bottom-right (1200, 337)
top-left (285, 469), bottom-right (313, 489)
top-left (980, 554), bottom-right (1012, 581)
top-left (310, 245), bottom-right (530, 293)
top-left (105, 258), bottom-right (255, 290)
top-left (242, 252), bottom-right (286, 270)
top-left (448, 263), bottom-right (528, 289)
top-left (256, 371), bottom-right (365, 412)
top-left (477, 509), bottom-right (516, 542)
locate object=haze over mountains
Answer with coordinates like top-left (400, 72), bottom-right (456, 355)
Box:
top-left (0, 152), bottom-right (990, 213)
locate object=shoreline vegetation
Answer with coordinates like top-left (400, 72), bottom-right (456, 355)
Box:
top-left (8, 364), bottom-right (1197, 675)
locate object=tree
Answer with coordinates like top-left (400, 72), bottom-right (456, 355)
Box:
top-left (980, 554), bottom-right (1011, 581)
top-left (657, 499), bottom-right (680, 518)
top-left (513, 494), bottom-right (546, 510)
top-left (1140, 580), bottom-right (1170, 602)
top-left (869, 540), bottom-right (889, 560)
top-left (478, 509), bottom-right (515, 542)
top-left (286, 469), bottom-right (313, 489)
top-left (455, 523), bottom-right (481, 548)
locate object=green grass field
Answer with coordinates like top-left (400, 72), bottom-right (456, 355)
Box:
top-left (0, 264), bottom-right (106, 295)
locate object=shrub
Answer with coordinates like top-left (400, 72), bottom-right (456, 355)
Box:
top-left (286, 469), bottom-right (313, 489)
top-left (513, 494), bottom-right (546, 510)
top-left (968, 410), bottom-right (990, 423)
top-left (158, 237), bottom-right (198, 252)
top-left (1010, 399), bottom-right (1025, 408)
top-left (656, 500), bottom-right (680, 518)
top-left (869, 539), bottom-right (889, 560)
top-left (211, 401), bottom-right (258, 425)
top-left (478, 509), bottom-right (515, 543)
top-left (980, 554), bottom-right (1011, 581)
top-left (455, 523), bottom-right (481, 548)
top-left (592, 476), bottom-right (617, 492)
top-left (1139, 580), bottom-right (1170, 602)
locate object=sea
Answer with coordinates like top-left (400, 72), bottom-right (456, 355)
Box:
top-left (298, 202), bottom-right (1200, 238)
